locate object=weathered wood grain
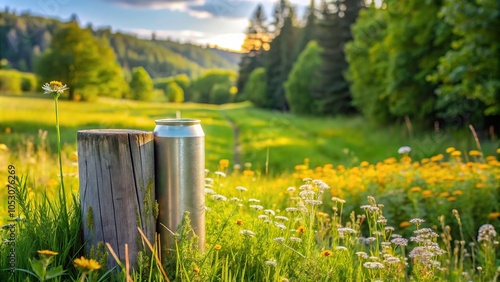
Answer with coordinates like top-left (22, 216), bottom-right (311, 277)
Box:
top-left (78, 129), bottom-right (156, 268)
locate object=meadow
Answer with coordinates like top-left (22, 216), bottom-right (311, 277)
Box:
top-left (0, 94), bottom-right (499, 281)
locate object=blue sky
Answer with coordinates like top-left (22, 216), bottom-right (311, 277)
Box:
top-left (1, 0), bottom-right (309, 51)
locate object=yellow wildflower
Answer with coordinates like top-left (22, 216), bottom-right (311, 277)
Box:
top-left (5, 127), bottom-right (11, 134)
top-left (447, 197), bottom-right (456, 202)
top-left (452, 190), bottom-right (463, 196)
top-left (497, 148), bottom-right (500, 154)
top-left (469, 150), bottom-right (481, 157)
top-left (476, 183), bottom-right (486, 189)
top-left (0, 144), bottom-right (8, 151)
top-left (320, 250), bottom-right (333, 257)
top-left (236, 219), bottom-right (243, 226)
top-left (487, 212), bottom-right (500, 220)
top-left (446, 147), bottom-right (455, 154)
top-left (214, 244), bottom-right (222, 250)
top-left (421, 158), bottom-right (430, 164)
top-left (37, 250), bottom-right (58, 259)
top-left (410, 186), bottom-right (422, 193)
top-left (296, 226), bottom-right (306, 234)
top-left (439, 192), bottom-right (450, 198)
top-left (399, 221), bottom-right (411, 228)
top-left (451, 151), bottom-right (461, 157)
top-left (243, 170), bottom-right (255, 176)
top-left (422, 190), bottom-right (433, 197)
top-left (219, 159), bottom-right (229, 168)
top-left (74, 256), bottom-right (101, 272)
top-left (360, 161), bottom-right (369, 168)
top-left (431, 154), bottom-right (444, 162)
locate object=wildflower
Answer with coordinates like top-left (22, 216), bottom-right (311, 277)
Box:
top-left (0, 144), bottom-right (8, 151)
top-left (476, 183), bottom-right (486, 189)
top-left (214, 244), bottom-right (222, 251)
top-left (431, 154), bottom-right (444, 162)
top-left (469, 150), bottom-right (481, 157)
top-left (452, 190), bottom-right (463, 196)
top-left (410, 186), bottom-right (422, 193)
top-left (236, 219), bottom-right (243, 225)
top-left (275, 216), bottom-right (289, 221)
top-left (5, 127), bottom-right (11, 134)
top-left (264, 209), bottom-right (276, 216)
top-left (230, 197), bottom-right (241, 202)
top-left (356, 252), bottom-right (369, 259)
top-left (487, 212), bottom-right (500, 220)
top-left (296, 226), bottom-right (306, 234)
top-left (391, 237), bottom-right (408, 247)
top-left (398, 146), bottom-right (412, 154)
top-left (212, 194), bottom-right (227, 201)
top-left (248, 198), bottom-right (260, 203)
top-left (285, 207), bottom-right (299, 212)
top-left (422, 190), bottom-right (433, 197)
top-left (447, 197), bottom-right (456, 202)
top-left (249, 205), bottom-right (263, 210)
top-left (385, 226), bottom-right (395, 232)
top-left (477, 224), bottom-right (497, 242)
top-left (304, 199), bottom-right (322, 206)
top-left (240, 229), bottom-right (256, 237)
top-left (363, 262), bottom-right (384, 269)
top-left (287, 186), bottom-right (296, 192)
top-left (446, 147), bottom-right (456, 154)
top-left (265, 260), bottom-right (277, 267)
top-left (42, 81), bottom-right (69, 96)
top-left (451, 151), bottom-right (462, 157)
top-left (219, 159), bottom-right (229, 168)
top-left (74, 256), bottom-right (101, 272)
top-left (289, 237), bottom-right (302, 243)
top-left (336, 246), bottom-right (348, 251)
top-left (273, 237), bottom-right (285, 244)
top-left (204, 188), bottom-right (215, 195)
top-left (399, 221), bottom-right (411, 228)
top-left (320, 250), bottom-right (333, 257)
top-left (37, 250), bottom-right (59, 261)
top-left (497, 148), bottom-right (500, 154)
top-left (258, 215), bottom-right (269, 221)
top-left (360, 161), bottom-right (369, 167)
top-left (274, 222), bottom-right (286, 230)
top-left (331, 197), bottom-right (346, 203)
top-left (215, 171), bottom-right (226, 177)
top-left (236, 186), bottom-right (247, 192)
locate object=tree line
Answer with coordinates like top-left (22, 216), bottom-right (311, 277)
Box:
top-left (237, 0), bottom-right (499, 130)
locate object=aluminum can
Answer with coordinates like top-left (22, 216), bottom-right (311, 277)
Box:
top-left (154, 119), bottom-right (205, 253)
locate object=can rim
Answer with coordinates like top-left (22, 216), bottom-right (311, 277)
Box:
top-left (155, 118), bottom-right (200, 125)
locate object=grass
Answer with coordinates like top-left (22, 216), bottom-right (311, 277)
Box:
top-left (0, 93), bottom-right (499, 281)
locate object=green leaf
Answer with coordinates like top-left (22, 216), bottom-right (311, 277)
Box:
top-left (29, 259), bottom-right (45, 281)
top-left (45, 266), bottom-right (66, 280)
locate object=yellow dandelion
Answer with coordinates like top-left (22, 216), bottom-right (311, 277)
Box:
top-left (320, 250), bottom-right (333, 257)
top-left (236, 219), bottom-right (243, 226)
top-left (439, 192), bottom-right (450, 198)
top-left (421, 158), bottom-right (430, 164)
top-left (74, 256), bottom-right (101, 272)
top-left (452, 190), bottom-right (463, 196)
top-left (487, 212), bottom-right (500, 220)
top-left (219, 159), bottom-right (229, 168)
top-left (469, 150), bottom-right (481, 157)
top-left (410, 186), bottom-right (422, 193)
top-left (422, 190), bottom-right (433, 197)
top-left (399, 221), bottom-right (411, 228)
top-left (37, 250), bottom-right (58, 257)
top-left (243, 170), bottom-right (255, 176)
top-left (214, 244), bottom-right (222, 251)
top-left (446, 147), bottom-right (456, 154)
top-left (447, 197), bottom-right (456, 202)
top-left (451, 151), bottom-right (462, 157)
top-left (360, 161), bottom-right (369, 168)
top-left (486, 156), bottom-right (497, 162)
top-left (476, 183), bottom-right (486, 189)
top-left (296, 226), bottom-right (306, 234)
top-left (431, 154), bottom-right (444, 162)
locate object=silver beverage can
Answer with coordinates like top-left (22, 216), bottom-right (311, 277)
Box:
top-left (154, 119), bottom-right (205, 253)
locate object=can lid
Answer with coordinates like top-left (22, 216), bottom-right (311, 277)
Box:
top-left (155, 118), bottom-right (200, 125)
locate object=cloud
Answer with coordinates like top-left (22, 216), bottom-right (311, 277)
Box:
top-left (100, 0), bottom-right (259, 19)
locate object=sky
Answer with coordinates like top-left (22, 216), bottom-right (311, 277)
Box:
top-left (0, 0), bottom-right (310, 51)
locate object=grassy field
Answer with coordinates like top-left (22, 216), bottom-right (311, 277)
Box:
top-left (1, 94), bottom-right (499, 281)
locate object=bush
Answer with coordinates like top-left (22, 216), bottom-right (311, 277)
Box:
top-left (243, 68), bottom-right (267, 107)
top-left (0, 69), bottom-right (22, 94)
top-left (20, 72), bottom-right (38, 92)
top-left (165, 81), bottom-right (184, 103)
top-left (129, 67), bottom-right (153, 101)
top-left (210, 83), bottom-right (232, 104)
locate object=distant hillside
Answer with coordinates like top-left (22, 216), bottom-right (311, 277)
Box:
top-left (0, 11), bottom-right (240, 78)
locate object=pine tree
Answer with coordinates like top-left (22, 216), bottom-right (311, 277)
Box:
top-left (315, 0), bottom-right (364, 115)
top-left (294, 0), bottom-right (318, 60)
top-left (264, 0), bottom-right (299, 110)
top-left (236, 4), bottom-right (269, 100)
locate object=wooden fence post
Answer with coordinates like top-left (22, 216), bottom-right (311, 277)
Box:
top-left (77, 129), bottom-right (156, 268)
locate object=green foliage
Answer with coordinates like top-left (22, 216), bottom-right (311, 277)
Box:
top-left (35, 23), bottom-right (128, 101)
top-left (284, 41), bottom-right (322, 115)
top-left (154, 74), bottom-right (191, 100)
top-left (190, 70), bottom-right (236, 103)
top-left (129, 67), bottom-right (154, 101)
top-left (429, 0), bottom-right (500, 123)
top-left (165, 81), bottom-right (184, 103)
top-left (210, 83), bottom-right (232, 105)
top-left (243, 67), bottom-right (268, 108)
top-left (20, 72), bottom-right (37, 92)
top-left (0, 69), bottom-right (22, 94)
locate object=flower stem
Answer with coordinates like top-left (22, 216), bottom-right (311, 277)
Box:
top-left (54, 96), bottom-right (66, 207)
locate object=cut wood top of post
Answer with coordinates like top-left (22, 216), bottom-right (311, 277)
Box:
top-left (78, 129), bottom-right (152, 135)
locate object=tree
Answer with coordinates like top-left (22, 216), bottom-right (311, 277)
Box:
top-left (165, 81), bottom-right (184, 103)
top-left (190, 70), bottom-right (236, 103)
top-left (210, 83), bottom-right (232, 104)
top-left (244, 67), bottom-right (268, 108)
top-left (314, 0), bottom-right (364, 115)
top-left (36, 22), bottom-right (127, 101)
top-left (285, 41), bottom-right (322, 115)
top-left (237, 4), bottom-right (269, 101)
top-left (129, 67), bottom-right (153, 101)
top-left (294, 0), bottom-right (318, 60)
top-left (429, 0), bottom-right (500, 126)
top-left (265, 0), bottom-right (299, 110)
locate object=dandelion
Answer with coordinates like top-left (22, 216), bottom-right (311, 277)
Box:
top-left (469, 150), bottom-right (481, 156)
top-left (446, 147), bottom-right (456, 154)
top-left (42, 81), bottom-right (69, 96)
top-left (320, 250), bottom-right (333, 257)
top-left (219, 159), bottom-right (229, 168)
top-left (422, 190), bottom-right (433, 197)
top-left (410, 186), bottom-right (422, 193)
top-left (74, 256), bottom-right (101, 272)
top-left (214, 244), bottom-right (222, 251)
top-left (451, 151), bottom-right (462, 157)
top-left (487, 212), bottom-right (500, 220)
top-left (398, 146), bottom-right (412, 154)
top-left (360, 161), bottom-right (370, 167)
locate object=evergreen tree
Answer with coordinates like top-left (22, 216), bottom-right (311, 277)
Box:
top-left (237, 4), bottom-right (269, 101)
top-left (294, 0), bottom-right (318, 60)
top-left (265, 0), bottom-right (299, 110)
top-left (315, 0), bottom-right (364, 115)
